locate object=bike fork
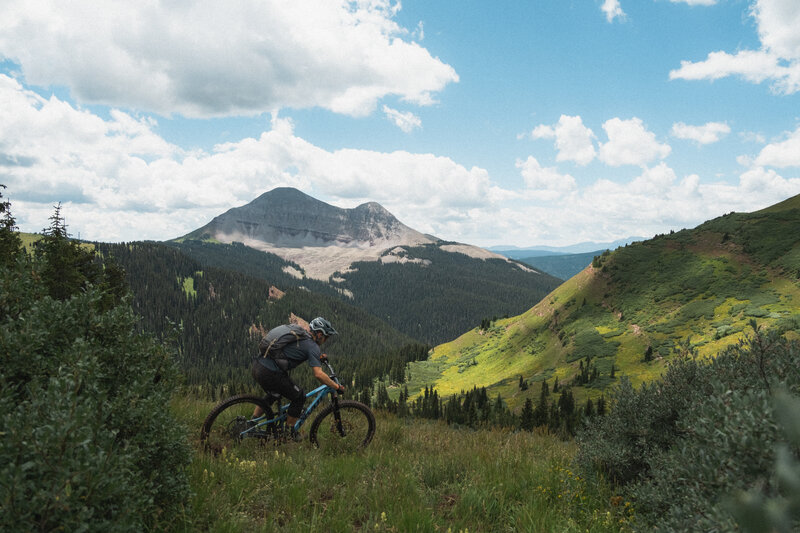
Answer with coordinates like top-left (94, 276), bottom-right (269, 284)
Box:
top-left (331, 396), bottom-right (347, 437)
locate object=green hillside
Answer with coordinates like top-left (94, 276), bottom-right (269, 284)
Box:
top-left (403, 195), bottom-right (800, 409)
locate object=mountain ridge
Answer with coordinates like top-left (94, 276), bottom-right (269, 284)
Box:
top-left (177, 187), bottom-right (517, 280)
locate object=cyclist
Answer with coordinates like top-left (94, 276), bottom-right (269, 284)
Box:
top-left (251, 317), bottom-right (345, 440)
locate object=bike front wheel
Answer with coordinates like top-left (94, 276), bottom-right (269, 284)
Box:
top-left (200, 394), bottom-right (275, 454)
top-left (309, 400), bottom-right (376, 452)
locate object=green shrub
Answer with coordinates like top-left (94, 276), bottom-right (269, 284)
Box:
top-left (576, 325), bottom-right (800, 532)
top-left (0, 205), bottom-right (191, 530)
top-left (731, 390), bottom-right (800, 533)
top-left (568, 329), bottom-right (619, 362)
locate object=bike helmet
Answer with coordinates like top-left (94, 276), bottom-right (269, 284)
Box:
top-left (309, 317), bottom-right (338, 336)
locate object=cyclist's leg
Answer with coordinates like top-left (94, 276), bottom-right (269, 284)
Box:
top-left (251, 359), bottom-right (304, 422)
top-left (251, 360), bottom-right (281, 417)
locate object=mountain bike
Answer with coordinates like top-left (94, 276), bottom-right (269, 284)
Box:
top-left (200, 356), bottom-right (375, 454)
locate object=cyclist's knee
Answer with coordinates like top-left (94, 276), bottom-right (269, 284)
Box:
top-left (290, 384), bottom-right (304, 402)
top-left (287, 385), bottom-right (305, 418)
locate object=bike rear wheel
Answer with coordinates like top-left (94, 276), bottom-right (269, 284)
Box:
top-left (309, 400), bottom-right (375, 453)
top-left (200, 394), bottom-right (276, 454)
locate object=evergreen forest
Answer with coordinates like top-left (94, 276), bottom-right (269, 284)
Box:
top-left (94, 240), bottom-right (428, 399)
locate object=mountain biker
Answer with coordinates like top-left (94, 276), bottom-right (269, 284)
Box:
top-left (251, 317), bottom-right (345, 440)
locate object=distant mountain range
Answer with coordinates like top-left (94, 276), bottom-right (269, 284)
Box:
top-left (172, 187), bottom-right (563, 344)
top-left (516, 251), bottom-right (599, 281)
top-left (490, 237), bottom-right (645, 258)
top-left (491, 238), bottom-right (646, 280)
top-left (402, 193), bottom-right (800, 407)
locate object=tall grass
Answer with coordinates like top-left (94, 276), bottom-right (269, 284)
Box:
top-left (170, 396), bottom-right (632, 532)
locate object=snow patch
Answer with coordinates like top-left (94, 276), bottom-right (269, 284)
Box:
top-left (282, 265), bottom-right (304, 279)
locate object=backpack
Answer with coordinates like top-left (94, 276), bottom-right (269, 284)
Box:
top-left (258, 324), bottom-right (311, 372)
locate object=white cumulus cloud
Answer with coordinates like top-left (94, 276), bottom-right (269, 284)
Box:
top-left (0, 0), bottom-right (458, 118)
top-left (754, 126), bottom-right (800, 167)
top-left (601, 0), bottom-right (626, 22)
top-left (531, 115), bottom-right (597, 166)
top-left (598, 117), bottom-right (671, 167)
top-left (670, 0), bottom-right (800, 94)
top-left (671, 121), bottom-right (731, 144)
top-left (382, 106), bottom-right (422, 132)
top-left (516, 156), bottom-right (577, 197)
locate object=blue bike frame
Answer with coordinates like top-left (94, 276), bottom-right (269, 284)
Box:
top-left (241, 359), bottom-right (343, 438)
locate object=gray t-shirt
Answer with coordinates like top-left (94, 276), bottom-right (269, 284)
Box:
top-left (258, 335), bottom-right (322, 373)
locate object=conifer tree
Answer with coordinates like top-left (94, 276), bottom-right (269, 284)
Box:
top-left (35, 204), bottom-right (103, 301)
top-left (520, 397), bottom-right (535, 431)
top-left (0, 185), bottom-right (22, 267)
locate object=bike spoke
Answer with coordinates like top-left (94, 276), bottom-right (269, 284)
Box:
top-left (310, 401), bottom-right (375, 453)
top-left (201, 396), bottom-right (277, 454)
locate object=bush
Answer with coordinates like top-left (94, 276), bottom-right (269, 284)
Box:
top-left (0, 203), bottom-right (191, 530)
top-left (576, 325), bottom-right (800, 531)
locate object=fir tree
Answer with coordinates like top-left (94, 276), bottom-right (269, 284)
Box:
top-left (520, 398), bottom-right (535, 431)
top-left (0, 185), bottom-right (22, 268)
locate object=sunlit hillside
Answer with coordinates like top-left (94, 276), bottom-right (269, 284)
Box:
top-left (403, 195), bottom-right (800, 409)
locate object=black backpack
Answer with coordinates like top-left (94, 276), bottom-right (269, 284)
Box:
top-left (258, 324), bottom-right (311, 372)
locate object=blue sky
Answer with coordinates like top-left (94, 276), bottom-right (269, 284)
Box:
top-left (1, 0), bottom-right (798, 247)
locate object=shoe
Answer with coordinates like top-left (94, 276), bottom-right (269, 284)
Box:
top-left (290, 430), bottom-right (304, 442)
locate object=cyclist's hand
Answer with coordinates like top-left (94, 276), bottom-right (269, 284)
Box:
top-left (336, 384), bottom-right (346, 394)
top-left (320, 353), bottom-right (328, 362)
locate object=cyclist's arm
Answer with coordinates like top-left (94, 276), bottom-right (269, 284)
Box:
top-left (312, 365), bottom-right (345, 392)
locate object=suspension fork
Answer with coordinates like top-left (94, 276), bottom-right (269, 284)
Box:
top-left (331, 392), bottom-right (347, 437)
top-left (323, 358), bottom-right (347, 437)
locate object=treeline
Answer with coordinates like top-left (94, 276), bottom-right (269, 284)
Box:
top-left (337, 243), bottom-right (563, 344)
top-left (94, 241), bottom-right (427, 398)
top-left (0, 195), bottom-right (190, 530)
top-left (168, 239), bottom-right (339, 298)
top-left (369, 378), bottom-right (606, 438)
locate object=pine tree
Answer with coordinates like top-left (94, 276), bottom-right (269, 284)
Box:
top-left (584, 398), bottom-right (595, 417)
top-left (520, 398), bottom-right (535, 431)
top-left (35, 204), bottom-right (102, 301)
top-left (0, 185), bottom-right (22, 267)
top-left (644, 345), bottom-right (654, 362)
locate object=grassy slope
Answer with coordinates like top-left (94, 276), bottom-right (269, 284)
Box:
top-left (403, 195), bottom-right (800, 410)
top-left (172, 397), bottom-right (632, 532)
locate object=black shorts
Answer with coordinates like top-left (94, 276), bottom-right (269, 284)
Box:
top-left (251, 359), bottom-right (305, 418)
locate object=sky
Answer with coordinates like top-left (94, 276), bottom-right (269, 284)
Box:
top-left (1, 0), bottom-right (799, 248)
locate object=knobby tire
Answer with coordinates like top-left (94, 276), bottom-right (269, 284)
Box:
top-left (200, 394), bottom-right (274, 454)
top-left (309, 400), bottom-right (375, 452)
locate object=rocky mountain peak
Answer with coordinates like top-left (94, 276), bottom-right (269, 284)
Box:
top-left (178, 187), bottom-right (437, 279)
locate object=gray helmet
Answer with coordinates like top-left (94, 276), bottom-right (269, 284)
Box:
top-left (309, 317), bottom-right (338, 337)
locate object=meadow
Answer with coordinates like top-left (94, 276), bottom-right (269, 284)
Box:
top-left (170, 396), bottom-right (633, 532)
